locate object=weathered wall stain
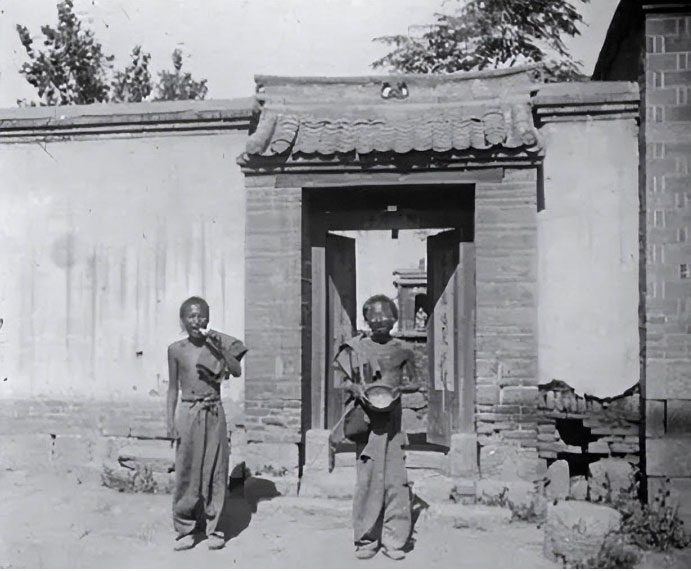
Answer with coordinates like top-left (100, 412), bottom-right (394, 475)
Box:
top-left (0, 132), bottom-right (247, 402)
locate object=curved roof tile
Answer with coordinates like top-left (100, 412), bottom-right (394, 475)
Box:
top-left (245, 102), bottom-right (542, 160)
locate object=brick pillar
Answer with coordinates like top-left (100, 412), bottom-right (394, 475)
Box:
top-left (243, 179), bottom-right (303, 474)
top-left (643, 10), bottom-right (691, 527)
top-left (475, 168), bottom-right (542, 481)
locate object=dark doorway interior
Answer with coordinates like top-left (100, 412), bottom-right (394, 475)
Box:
top-left (305, 184), bottom-right (476, 452)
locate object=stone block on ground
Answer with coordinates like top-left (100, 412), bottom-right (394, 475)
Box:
top-left (544, 500), bottom-right (621, 566)
top-left (241, 442), bottom-right (300, 474)
top-left (449, 433), bottom-right (479, 478)
top-left (117, 440), bottom-right (175, 473)
top-left (408, 470), bottom-right (454, 504)
top-left (569, 476), bottom-right (588, 501)
top-left (101, 459), bottom-right (175, 494)
top-left (450, 479), bottom-right (476, 504)
top-left (333, 451), bottom-right (357, 468)
top-left (545, 459), bottom-right (569, 501)
top-left (588, 458), bottom-right (636, 503)
top-left (418, 503), bottom-right (512, 531)
top-left (405, 450), bottom-right (448, 471)
top-left (304, 429), bottom-right (331, 471)
top-left (480, 444), bottom-right (541, 481)
top-left (299, 467), bottom-right (355, 499)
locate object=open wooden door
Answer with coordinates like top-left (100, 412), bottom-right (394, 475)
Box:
top-left (325, 233), bottom-right (357, 429)
top-left (426, 229), bottom-right (475, 446)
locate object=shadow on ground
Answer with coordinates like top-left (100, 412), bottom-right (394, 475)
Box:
top-left (215, 476), bottom-right (281, 541)
top-left (404, 493), bottom-right (429, 553)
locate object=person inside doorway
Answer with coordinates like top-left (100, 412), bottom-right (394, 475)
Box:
top-left (333, 294), bottom-right (419, 560)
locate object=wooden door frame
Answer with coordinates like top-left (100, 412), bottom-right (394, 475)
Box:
top-left (296, 172), bottom-right (501, 433)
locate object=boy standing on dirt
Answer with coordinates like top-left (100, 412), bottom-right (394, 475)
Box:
top-left (167, 296), bottom-right (247, 551)
top-left (333, 294), bottom-right (419, 560)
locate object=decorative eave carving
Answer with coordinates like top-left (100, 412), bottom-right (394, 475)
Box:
top-left (238, 66), bottom-right (545, 173)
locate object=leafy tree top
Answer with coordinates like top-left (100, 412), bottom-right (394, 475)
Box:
top-left (153, 49), bottom-right (208, 102)
top-left (16, 1), bottom-right (209, 106)
top-left (17, 0), bottom-right (113, 105)
top-left (111, 45), bottom-right (152, 103)
top-left (372, 0), bottom-right (589, 82)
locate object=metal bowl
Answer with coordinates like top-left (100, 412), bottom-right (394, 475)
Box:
top-left (363, 384), bottom-right (399, 411)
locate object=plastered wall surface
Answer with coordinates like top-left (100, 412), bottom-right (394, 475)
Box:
top-left (0, 132), bottom-right (247, 403)
top-left (538, 118), bottom-right (640, 398)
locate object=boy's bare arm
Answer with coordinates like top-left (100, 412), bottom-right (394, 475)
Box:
top-left (166, 346), bottom-right (179, 439)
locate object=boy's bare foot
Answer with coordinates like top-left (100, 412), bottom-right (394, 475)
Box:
top-left (207, 532), bottom-right (225, 550)
top-left (173, 534), bottom-right (195, 551)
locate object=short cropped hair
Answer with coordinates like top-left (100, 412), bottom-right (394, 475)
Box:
top-left (179, 296), bottom-right (210, 320)
top-left (362, 294), bottom-right (398, 320)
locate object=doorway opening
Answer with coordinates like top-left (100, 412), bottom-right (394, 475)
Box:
top-left (306, 184), bottom-right (476, 457)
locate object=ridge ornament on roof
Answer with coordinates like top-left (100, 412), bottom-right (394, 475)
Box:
top-left (237, 65), bottom-right (545, 169)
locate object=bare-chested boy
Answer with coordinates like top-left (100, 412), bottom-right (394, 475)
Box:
top-left (167, 296), bottom-right (246, 551)
top-left (334, 294), bottom-right (419, 560)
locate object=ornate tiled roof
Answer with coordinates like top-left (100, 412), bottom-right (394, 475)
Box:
top-left (239, 66), bottom-right (544, 165)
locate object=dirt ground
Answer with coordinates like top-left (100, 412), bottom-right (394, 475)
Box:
top-left (0, 467), bottom-right (554, 569)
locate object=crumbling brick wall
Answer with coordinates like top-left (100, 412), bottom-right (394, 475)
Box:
top-left (538, 380), bottom-right (641, 475)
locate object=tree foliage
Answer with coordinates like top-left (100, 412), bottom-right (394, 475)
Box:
top-left (372, 0), bottom-right (589, 82)
top-left (111, 45), bottom-right (152, 103)
top-left (16, 0), bottom-right (113, 105)
top-left (16, 0), bottom-right (208, 105)
top-left (153, 49), bottom-right (208, 101)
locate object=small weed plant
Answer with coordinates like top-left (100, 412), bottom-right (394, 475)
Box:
top-left (584, 474), bottom-right (690, 568)
top-left (102, 463), bottom-right (158, 493)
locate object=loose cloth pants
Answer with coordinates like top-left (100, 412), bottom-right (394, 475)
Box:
top-left (353, 430), bottom-right (412, 551)
top-left (173, 399), bottom-right (228, 537)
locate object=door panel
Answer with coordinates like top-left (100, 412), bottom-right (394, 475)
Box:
top-left (325, 233), bottom-right (357, 429)
top-left (457, 242), bottom-right (476, 433)
top-left (427, 229), bottom-right (461, 446)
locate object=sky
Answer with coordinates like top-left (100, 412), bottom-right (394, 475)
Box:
top-left (0, 0), bottom-right (620, 107)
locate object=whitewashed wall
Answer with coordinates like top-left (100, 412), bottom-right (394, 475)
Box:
top-left (0, 131), bottom-right (247, 402)
top-left (538, 118), bottom-right (640, 397)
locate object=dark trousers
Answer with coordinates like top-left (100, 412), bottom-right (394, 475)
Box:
top-left (172, 399), bottom-right (228, 537)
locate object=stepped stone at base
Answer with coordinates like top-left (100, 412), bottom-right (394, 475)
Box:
top-left (101, 460), bottom-right (175, 494)
top-left (480, 444), bottom-right (543, 481)
top-left (417, 503), bottom-right (511, 531)
top-left (117, 441), bottom-right (175, 473)
top-left (299, 467), bottom-right (355, 499)
top-left (409, 470), bottom-right (454, 504)
top-left (544, 500), bottom-right (621, 565)
top-left (449, 433), bottom-right (479, 478)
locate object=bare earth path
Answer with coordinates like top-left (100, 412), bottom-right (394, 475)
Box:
top-left (1, 467), bottom-right (552, 569)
